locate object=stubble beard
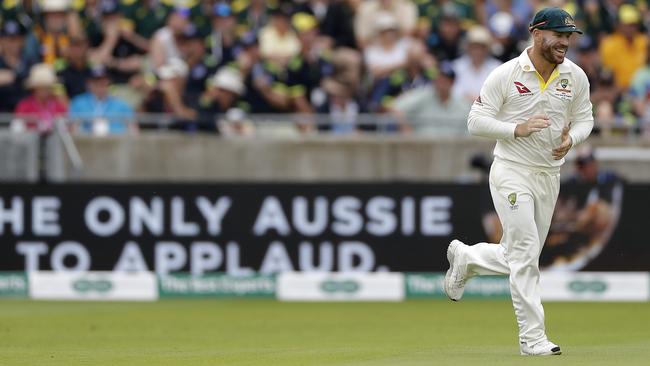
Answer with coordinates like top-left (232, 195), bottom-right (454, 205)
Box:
top-left (541, 37), bottom-right (567, 65)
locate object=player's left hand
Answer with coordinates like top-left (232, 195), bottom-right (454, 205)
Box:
top-left (552, 125), bottom-right (573, 160)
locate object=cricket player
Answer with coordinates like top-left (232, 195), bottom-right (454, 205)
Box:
top-left (444, 8), bottom-right (594, 356)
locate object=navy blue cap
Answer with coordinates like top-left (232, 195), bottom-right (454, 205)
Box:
top-left (438, 61), bottom-right (456, 79)
top-left (181, 24), bottom-right (205, 40)
top-left (239, 31), bottom-right (258, 48)
top-left (529, 7), bottom-right (583, 34)
top-left (213, 3), bottom-right (232, 17)
top-left (100, 0), bottom-right (120, 15)
top-left (1, 20), bottom-right (27, 36)
top-left (89, 64), bottom-right (110, 79)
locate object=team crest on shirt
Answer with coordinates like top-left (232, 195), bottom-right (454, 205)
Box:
top-left (508, 193), bottom-right (519, 210)
top-left (555, 78), bottom-right (572, 100)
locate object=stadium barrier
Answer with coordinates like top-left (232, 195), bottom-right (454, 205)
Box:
top-left (2, 271), bottom-right (649, 302)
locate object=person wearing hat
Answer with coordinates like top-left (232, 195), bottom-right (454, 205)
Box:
top-left (68, 65), bottom-right (135, 134)
top-left (451, 25), bottom-right (502, 102)
top-left (599, 4), bottom-right (648, 89)
top-left (285, 12), bottom-right (335, 115)
top-left (448, 7), bottom-right (594, 356)
top-left (369, 41), bottom-right (435, 112)
top-left (150, 7), bottom-right (191, 69)
top-left (0, 20), bottom-right (38, 112)
top-left (258, 5), bottom-right (301, 64)
top-left (120, 0), bottom-right (170, 40)
top-left (391, 61), bottom-right (469, 135)
top-left (202, 67), bottom-right (246, 115)
top-left (88, 0), bottom-right (148, 85)
top-left (363, 12), bottom-right (411, 79)
top-left (354, 0), bottom-right (417, 49)
top-left (57, 34), bottom-right (92, 98)
top-left (14, 63), bottom-right (68, 132)
top-left (207, 2), bottom-right (238, 68)
top-left (31, 0), bottom-right (82, 66)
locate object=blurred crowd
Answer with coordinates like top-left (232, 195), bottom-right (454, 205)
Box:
top-left (2, 0), bottom-right (650, 136)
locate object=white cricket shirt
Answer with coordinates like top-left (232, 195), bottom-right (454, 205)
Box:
top-left (467, 47), bottom-right (594, 169)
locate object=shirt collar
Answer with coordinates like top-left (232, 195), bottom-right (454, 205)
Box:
top-left (518, 46), bottom-right (571, 74)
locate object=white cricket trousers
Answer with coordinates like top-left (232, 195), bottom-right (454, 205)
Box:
top-left (464, 158), bottom-right (560, 346)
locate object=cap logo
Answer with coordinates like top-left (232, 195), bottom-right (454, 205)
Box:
top-left (564, 16), bottom-right (575, 26)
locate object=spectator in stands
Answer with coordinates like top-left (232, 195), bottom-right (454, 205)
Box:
top-left (177, 24), bottom-right (220, 128)
top-left (207, 2), bottom-right (238, 68)
top-left (150, 7), bottom-right (190, 69)
top-left (600, 4), bottom-right (648, 89)
top-left (317, 77), bottom-right (362, 134)
top-left (286, 12), bottom-right (335, 114)
top-left (415, 0), bottom-right (478, 42)
top-left (487, 10), bottom-right (519, 63)
top-left (427, 11), bottom-right (463, 62)
top-left (120, 0), bottom-right (170, 40)
top-left (0, 20), bottom-right (37, 112)
top-left (566, 144), bottom-right (622, 185)
top-left (575, 35), bottom-right (601, 91)
top-left (259, 6), bottom-right (301, 65)
top-left (86, 0), bottom-right (148, 85)
top-left (391, 62), bottom-right (469, 135)
top-left (57, 34), bottom-right (91, 98)
top-left (237, 32), bottom-right (291, 113)
top-left (483, 0), bottom-right (533, 38)
top-left (363, 13), bottom-right (411, 80)
top-left (235, 0), bottom-right (273, 36)
top-left (203, 67), bottom-right (246, 115)
top-left (69, 65), bottom-right (135, 134)
top-left (452, 25), bottom-right (502, 103)
top-left (15, 63), bottom-right (68, 132)
top-left (74, 0), bottom-right (104, 47)
top-left (574, 0), bottom-right (615, 40)
top-left (29, 0), bottom-right (81, 66)
top-left (293, 0), bottom-right (357, 49)
top-left (354, 0), bottom-right (417, 49)
top-left (368, 41), bottom-right (435, 112)
top-left (629, 42), bottom-right (650, 135)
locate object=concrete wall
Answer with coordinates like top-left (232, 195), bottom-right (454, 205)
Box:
top-left (0, 132), bottom-right (39, 182)
top-left (57, 134), bottom-right (650, 182)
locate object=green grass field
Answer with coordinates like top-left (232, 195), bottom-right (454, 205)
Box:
top-left (1, 299), bottom-right (649, 366)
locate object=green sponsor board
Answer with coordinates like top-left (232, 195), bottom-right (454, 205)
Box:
top-left (159, 274), bottom-right (276, 298)
top-left (0, 272), bottom-right (28, 297)
top-left (405, 273), bottom-right (510, 299)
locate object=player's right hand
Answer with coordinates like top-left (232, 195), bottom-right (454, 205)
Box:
top-left (514, 115), bottom-right (550, 138)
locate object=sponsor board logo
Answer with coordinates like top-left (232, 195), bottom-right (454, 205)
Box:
top-left (72, 279), bottom-right (113, 294)
top-left (320, 280), bottom-right (361, 294)
top-left (567, 280), bottom-right (608, 293)
top-left (0, 273), bottom-right (28, 297)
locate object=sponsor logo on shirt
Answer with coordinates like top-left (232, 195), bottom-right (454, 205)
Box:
top-left (514, 81), bottom-right (533, 95)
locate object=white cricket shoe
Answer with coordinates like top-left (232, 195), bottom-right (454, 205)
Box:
top-left (443, 239), bottom-right (469, 301)
top-left (520, 340), bottom-right (562, 356)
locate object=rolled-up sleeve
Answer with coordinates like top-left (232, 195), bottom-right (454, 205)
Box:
top-left (467, 66), bottom-right (517, 140)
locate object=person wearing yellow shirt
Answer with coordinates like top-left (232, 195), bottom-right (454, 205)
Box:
top-left (599, 4), bottom-right (648, 89)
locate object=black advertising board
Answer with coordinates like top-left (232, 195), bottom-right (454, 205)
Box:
top-left (0, 183), bottom-right (645, 273)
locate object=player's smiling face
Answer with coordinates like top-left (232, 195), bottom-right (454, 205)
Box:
top-left (539, 30), bottom-right (572, 64)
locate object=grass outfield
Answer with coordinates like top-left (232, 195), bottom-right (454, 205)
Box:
top-left (1, 299), bottom-right (649, 365)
